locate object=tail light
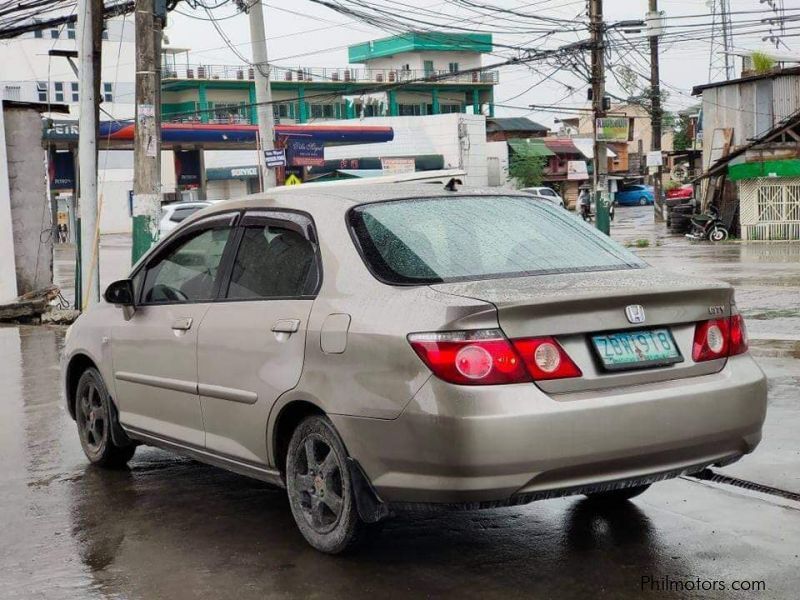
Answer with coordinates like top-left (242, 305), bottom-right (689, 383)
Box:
top-left (511, 337), bottom-right (583, 380)
top-left (692, 314), bottom-right (748, 362)
top-left (408, 330), bottom-right (581, 385)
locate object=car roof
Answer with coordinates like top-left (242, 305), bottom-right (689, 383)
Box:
top-left (185, 184), bottom-right (531, 224)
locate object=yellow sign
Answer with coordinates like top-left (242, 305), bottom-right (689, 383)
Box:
top-left (284, 174), bottom-right (302, 186)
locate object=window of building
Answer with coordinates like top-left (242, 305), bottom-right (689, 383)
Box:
top-left (103, 82), bottom-right (113, 102)
top-left (101, 22), bottom-right (109, 40)
top-left (448, 62), bottom-right (459, 74)
top-left (34, 29), bottom-right (43, 39)
top-left (50, 28), bottom-right (59, 39)
top-left (71, 82), bottom-right (79, 102)
top-left (424, 60), bottom-right (434, 75)
top-left (54, 82), bottom-right (64, 102)
top-left (67, 22), bottom-right (76, 40)
top-left (36, 81), bottom-right (48, 102)
top-left (310, 104), bottom-right (334, 119)
top-left (398, 104), bottom-right (423, 116)
top-left (440, 103), bottom-right (462, 114)
top-left (213, 102), bottom-right (243, 122)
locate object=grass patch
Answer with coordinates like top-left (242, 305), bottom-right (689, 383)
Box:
top-left (625, 238), bottom-right (651, 248)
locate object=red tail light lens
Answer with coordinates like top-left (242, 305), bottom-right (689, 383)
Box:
top-left (512, 337), bottom-right (583, 380)
top-left (408, 330), bottom-right (531, 385)
top-left (408, 330), bottom-right (583, 385)
top-left (729, 313), bottom-right (748, 356)
top-left (693, 314), bottom-right (748, 362)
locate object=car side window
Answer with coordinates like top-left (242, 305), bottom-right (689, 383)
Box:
top-left (226, 221), bottom-right (318, 299)
top-left (170, 206), bottom-right (203, 223)
top-left (141, 226), bottom-right (232, 304)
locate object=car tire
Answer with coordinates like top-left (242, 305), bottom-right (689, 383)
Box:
top-left (286, 415), bottom-right (365, 554)
top-left (584, 484), bottom-right (651, 503)
top-left (639, 197), bottom-right (648, 206)
top-left (75, 367), bottom-right (136, 468)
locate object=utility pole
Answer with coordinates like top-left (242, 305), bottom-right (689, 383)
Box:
top-left (248, 0), bottom-right (277, 189)
top-left (77, 0), bottom-right (103, 308)
top-left (132, 0), bottom-right (163, 263)
top-left (589, 0), bottom-right (610, 235)
top-left (649, 0), bottom-right (664, 221)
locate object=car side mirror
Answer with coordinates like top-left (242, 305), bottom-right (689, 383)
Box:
top-left (104, 279), bottom-right (135, 307)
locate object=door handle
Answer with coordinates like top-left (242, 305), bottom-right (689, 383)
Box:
top-left (171, 317), bottom-right (193, 331)
top-left (271, 319), bottom-right (301, 334)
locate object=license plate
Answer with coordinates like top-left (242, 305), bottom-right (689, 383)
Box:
top-left (591, 328), bottom-right (683, 371)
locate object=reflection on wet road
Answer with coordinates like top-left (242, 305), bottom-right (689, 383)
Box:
top-left (1, 209), bottom-right (797, 599)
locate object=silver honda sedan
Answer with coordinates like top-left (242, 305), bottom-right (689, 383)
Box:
top-left (62, 185), bottom-right (767, 553)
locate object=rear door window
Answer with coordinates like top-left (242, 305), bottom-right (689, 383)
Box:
top-left (225, 215), bottom-right (319, 299)
top-left (349, 195), bottom-right (645, 285)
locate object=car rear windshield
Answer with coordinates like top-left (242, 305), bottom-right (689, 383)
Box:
top-left (348, 195), bottom-right (646, 285)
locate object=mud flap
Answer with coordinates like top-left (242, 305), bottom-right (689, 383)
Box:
top-left (347, 458), bottom-right (389, 523)
top-left (108, 398), bottom-right (135, 448)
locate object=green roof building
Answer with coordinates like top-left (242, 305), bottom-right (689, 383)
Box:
top-left (161, 32), bottom-right (498, 125)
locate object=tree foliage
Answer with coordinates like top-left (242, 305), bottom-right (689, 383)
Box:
top-left (509, 153), bottom-right (546, 188)
top-left (672, 113), bottom-right (693, 151)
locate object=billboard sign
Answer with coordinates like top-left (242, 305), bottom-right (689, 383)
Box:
top-left (174, 149), bottom-right (202, 186)
top-left (596, 117), bottom-right (630, 142)
top-left (287, 140), bottom-right (325, 167)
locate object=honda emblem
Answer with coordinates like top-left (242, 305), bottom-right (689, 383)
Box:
top-left (625, 305), bottom-right (646, 324)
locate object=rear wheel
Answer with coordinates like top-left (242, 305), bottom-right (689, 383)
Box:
top-left (75, 368), bottom-right (136, 468)
top-left (584, 484), bottom-right (651, 503)
top-left (286, 415), bottom-right (365, 554)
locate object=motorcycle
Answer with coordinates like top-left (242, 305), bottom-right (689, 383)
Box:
top-left (685, 206), bottom-right (729, 242)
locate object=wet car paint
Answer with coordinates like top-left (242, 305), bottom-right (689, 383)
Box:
top-left (0, 205), bottom-right (796, 598)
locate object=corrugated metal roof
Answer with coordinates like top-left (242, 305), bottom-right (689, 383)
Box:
top-left (507, 138), bottom-right (554, 157)
top-left (542, 138), bottom-right (581, 155)
top-left (486, 117), bottom-right (548, 133)
top-left (691, 66), bottom-right (800, 95)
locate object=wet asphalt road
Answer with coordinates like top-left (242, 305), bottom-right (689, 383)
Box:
top-left (2, 206), bottom-right (799, 599)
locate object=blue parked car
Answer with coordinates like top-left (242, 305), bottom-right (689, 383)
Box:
top-left (616, 184), bottom-right (654, 206)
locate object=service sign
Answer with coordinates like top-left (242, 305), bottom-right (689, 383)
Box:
top-left (596, 117), bottom-right (630, 142)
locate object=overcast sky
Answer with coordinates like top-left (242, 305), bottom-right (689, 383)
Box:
top-left (164, 0), bottom-right (797, 127)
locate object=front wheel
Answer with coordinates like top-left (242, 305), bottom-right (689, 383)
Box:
top-left (709, 226), bottom-right (729, 242)
top-left (75, 368), bottom-right (136, 468)
top-left (286, 415), bottom-right (365, 554)
top-left (639, 196), bottom-right (648, 206)
top-left (584, 484), bottom-right (651, 504)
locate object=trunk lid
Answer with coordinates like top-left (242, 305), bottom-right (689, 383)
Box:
top-left (430, 267), bottom-right (734, 394)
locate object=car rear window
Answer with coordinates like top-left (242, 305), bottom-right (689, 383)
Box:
top-left (348, 195), bottom-right (646, 285)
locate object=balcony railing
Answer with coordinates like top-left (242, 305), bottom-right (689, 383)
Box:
top-left (161, 63), bottom-right (499, 85)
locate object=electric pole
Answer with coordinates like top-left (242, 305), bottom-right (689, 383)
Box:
top-left (132, 0), bottom-right (163, 263)
top-left (77, 0), bottom-right (103, 308)
top-left (589, 0), bottom-right (610, 235)
top-left (248, 0), bottom-right (277, 189)
top-left (649, 0), bottom-right (664, 221)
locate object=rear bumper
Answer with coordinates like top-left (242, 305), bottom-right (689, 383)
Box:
top-left (331, 354), bottom-right (767, 505)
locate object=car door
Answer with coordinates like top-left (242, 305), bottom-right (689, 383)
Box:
top-left (196, 210), bottom-right (320, 464)
top-left (111, 212), bottom-right (239, 447)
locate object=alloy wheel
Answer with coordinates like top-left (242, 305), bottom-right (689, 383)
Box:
top-left (78, 380), bottom-right (106, 453)
top-left (292, 435), bottom-right (345, 534)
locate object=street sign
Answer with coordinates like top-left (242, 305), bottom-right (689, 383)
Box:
top-left (381, 157), bottom-right (415, 174)
top-left (646, 151), bottom-right (663, 167)
top-left (596, 117), bottom-right (630, 142)
top-left (284, 173), bottom-right (302, 186)
top-left (264, 148), bottom-right (286, 168)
